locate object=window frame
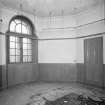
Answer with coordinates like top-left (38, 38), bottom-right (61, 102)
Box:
top-left (7, 16), bottom-right (34, 64)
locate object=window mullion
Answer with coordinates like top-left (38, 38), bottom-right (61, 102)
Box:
top-left (8, 36), bottom-right (10, 63)
top-left (21, 20), bottom-right (22, 34)
top-left (20, 37), bottom-right (23, 63)
top-left (15, 37), bottom-right (16, 63)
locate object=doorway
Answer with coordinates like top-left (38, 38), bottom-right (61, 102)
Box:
top-left (0, 66), bottom-right (2, 89)
top-left (84, 37), bottom-right (104, 87)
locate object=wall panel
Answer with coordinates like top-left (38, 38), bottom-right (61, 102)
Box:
top-left (39, 63), bottom-right (77, 82)
top-left (0, 66), bottom-right (2, 89)
top-left (8, 64), bottom-right (38, 87)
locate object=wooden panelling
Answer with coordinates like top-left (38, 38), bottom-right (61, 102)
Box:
top-left (84, 37), bottom-right (104, 87)
top-left (8, 64), bottom-right (38, 87)
top-left (39, 63), bottom-right (77, 82)
top-left (104, 64), bottom-right (105, 88)
top-left (77, 63), bottom-right (85, 83)
top-left (0, 66), bottom-right (2, 89)
top-left (6, 38), bottom-right (39, 87)
top-left (0, 65), bottom-right (7, 89)
top-left (1, 65), bottom-right (7, 89)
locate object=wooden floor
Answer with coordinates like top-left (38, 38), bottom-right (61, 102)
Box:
top-left (0, 82), bottom-right (105, 105)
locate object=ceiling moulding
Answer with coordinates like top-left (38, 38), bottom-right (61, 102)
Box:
top-left (38, 18), bottom-right (105, 31)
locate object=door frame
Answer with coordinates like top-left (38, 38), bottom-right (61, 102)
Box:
top-left (84, 36), bottom-right (104, 88)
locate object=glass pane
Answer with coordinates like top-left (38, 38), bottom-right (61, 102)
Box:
top-left (23, 56), bottom-right (28, 62)
top-left (23, 38), bottom-right (28, 43)
top-left (27, 44), bottom-right (32, 49)
top-left (10, 21), bottom-right (16, 32)
top-left (10, 49), bottom-right (15, 55)
top-left (28, 56), bottom-right (32, 62)
top-left (28, 39), bottom-right (32, 43)
top-left (22, 25), bottom-right (28, 34)
top-left (10, 56), bottom-right (15, 62)
top-left (10, 19), bottom-right (31, 35)
top-left (15, 37), bottom-right (19, 42)
top-left (16, 49), bottom-right (20, 55)
top-left (10, 36), bottom-right (15, 42)
top-left (16, 24), bottom-right (21, 33)
top-left (16, 56), bottom-right (20, 62)
top-left (22, 21), bottom-right (30, 34)
top-left (28, 50), bottom-right (32, 55)
top-left (22, 21), bottom-right (27, 26)
top-left (16, 43), bottom-right (20, 49)
top-left (23, 44), bottom-right (27, 49)
top-left (10, 42), bottom-right (15, 48)
top-left (15, 19), bottom-right (21, 24)
top-left (23, 50), bottom-right (27, 55)
top-left (27, 26), bottom-right (31, 34)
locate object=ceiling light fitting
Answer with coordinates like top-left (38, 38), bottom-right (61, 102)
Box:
top-left (18, 0), bottom-right (23, 15)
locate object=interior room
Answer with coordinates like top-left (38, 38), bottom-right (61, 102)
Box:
top-left (0, 0), bottom-right (105, 105)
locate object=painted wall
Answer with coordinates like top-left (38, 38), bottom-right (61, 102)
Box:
top-left (0, 2), bottom-right (105, 86)
top-left (75, 2), bottom-right (105, 87)
top-left (37, 15), bottom-right (78, 82)
top-left (75, 2), bottom-right (105, 63)
top-left (0, 4), bottom-right (39, 88)
top-left (38, 2), bottom-right (105, 85)
top-left (36, 16), bottom-right (76, 39)
top-left (37, 15), bottom-right (77, 63)
top-left (38, 40), bottom-right (76, 63)
top-left (38, 2), bottom-right (105, 64)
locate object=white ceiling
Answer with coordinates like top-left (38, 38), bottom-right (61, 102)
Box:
top-left (0, 0), bottom-right (103, 17)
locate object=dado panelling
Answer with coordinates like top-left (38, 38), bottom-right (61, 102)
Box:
top-left (39, 63), bottom-right (77, 82)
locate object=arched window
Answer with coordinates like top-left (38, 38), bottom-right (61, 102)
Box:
top-left (9, 18), bottom-right (32, 34)
top-left (8, 15), bottom-right (34, 63)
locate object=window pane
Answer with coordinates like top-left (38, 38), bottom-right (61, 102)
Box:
top-left (15, 37), bottom-right (19, 42)
top-left (22, 21), bottom-right (27, 26)
top-left (16, 24), bottom-right (21, 33)
top-left (23, 38), bottom-right (28, 43)
top-left (28, 39), bottom-right (32, 43)
top-left (10, 19), bottom-right (32, 35)
top-left (22, 25), bottom-right (28, 34)
top-left (23, 50), bottom-right (27, 55)
top-left (16, 49), bottom-right (20, 55)
top-left (28, 50), bottom-right (32, 55)
top-left (10, 21), bottom-right (16, 32)
top-left (16, 56), bottom-right (20, 62)
top-left (10, 36), bottom-right (15, 42)
top-left (28, 44), bottom-right (32, 49)
top-left (16, 43), bottom-right (20, 49)
top-left (28, 56), bottom-right (32, 62)
top-left (10, 49), bottom-right (15, 55)
top-left (10, 42), bottom-right (15, 48)
top-left (23, 44), bottom-right (27, 49)
top-left (23, 56), bottom-right (28, 62)
top-left (15, 19), bottom-right (21, 24)
top-left (10, 56), bottom-right (15, 62)
top-left (27, 26), bottom-right (31, 34)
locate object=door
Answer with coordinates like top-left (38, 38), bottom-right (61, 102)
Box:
top-left (84, 37), bottom-right (104, 87)
top-left (0, 66), bottom-right (2, 89)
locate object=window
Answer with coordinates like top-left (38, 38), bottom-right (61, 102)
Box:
top-left (9, 36), bottom-right (20, 63)
top-left (10, 19), bottom-right (31, 34)
top-left (8, 16), bottom-right (34, 63)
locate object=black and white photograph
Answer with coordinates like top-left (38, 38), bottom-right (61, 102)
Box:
top-left (0, 0), bottom-right (105, 105)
